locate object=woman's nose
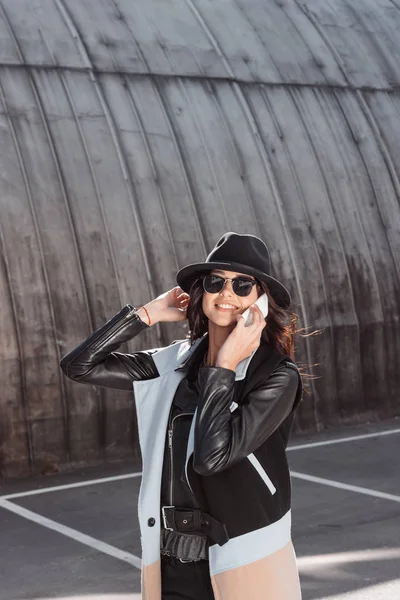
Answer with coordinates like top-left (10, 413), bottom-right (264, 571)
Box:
top-left (220, 279), bottom-right (235, 295)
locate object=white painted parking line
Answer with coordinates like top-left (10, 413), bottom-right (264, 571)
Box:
top-left (287, 427), bottom-right (400, 451)
top-left (1, 428), bottom-right (399, 501)
top-left (0, 498), bottom-right (142, 569)
top-left (0, 471), bottom-right (142, 500)
top-left (291, 471), bottom-right (400, 503)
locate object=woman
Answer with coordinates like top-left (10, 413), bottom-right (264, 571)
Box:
top-left (61, 232), bottom-right (303, 600)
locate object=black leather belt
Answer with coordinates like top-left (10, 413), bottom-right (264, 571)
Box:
top-left (161, 506), bottom-right (229, 546)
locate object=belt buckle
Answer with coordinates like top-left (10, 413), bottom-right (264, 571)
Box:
top-left (161, 506), bottom-right (175, 531)
top-left (179, 558), bottom-right (194, 563)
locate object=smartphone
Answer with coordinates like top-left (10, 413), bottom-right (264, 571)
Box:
top-left (242, 293), bottom-right (269, 326)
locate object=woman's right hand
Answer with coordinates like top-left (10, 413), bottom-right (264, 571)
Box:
top-left (137, 287), bottom-right (190, 325)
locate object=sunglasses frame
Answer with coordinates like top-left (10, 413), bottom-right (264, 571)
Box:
top-left (202, 274), bottom-right (259, 297)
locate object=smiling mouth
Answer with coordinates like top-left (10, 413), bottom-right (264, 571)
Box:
top-left (215, 303), bottom-right (238, 310)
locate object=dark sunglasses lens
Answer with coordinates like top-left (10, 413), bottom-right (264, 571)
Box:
top-left (232, 278), bottom-right (255, 297)
top-left (203, 274), bottom-right (224, 293)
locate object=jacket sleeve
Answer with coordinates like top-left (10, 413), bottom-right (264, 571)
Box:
top-left (192, 364), bottom-right (300, 476)
top-left (60, 305), bottom-right (159, 390)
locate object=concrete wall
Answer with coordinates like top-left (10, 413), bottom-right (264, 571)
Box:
top-left (1, 0), bottom-right (400, 476)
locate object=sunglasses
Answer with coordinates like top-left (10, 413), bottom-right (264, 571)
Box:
top-left (202, 274), bottom-right (258, 297)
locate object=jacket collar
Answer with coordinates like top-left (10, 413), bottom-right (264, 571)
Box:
top-left (175, 335), bottom-right (208, 379)
top-left (175, 334), bottom-right (257, 382)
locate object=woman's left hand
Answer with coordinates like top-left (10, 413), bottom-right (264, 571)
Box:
top-left (215, 305), bottom-right (266, 371)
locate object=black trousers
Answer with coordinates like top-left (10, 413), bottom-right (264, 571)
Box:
top-left (161, 555), bottom-right (215, 600)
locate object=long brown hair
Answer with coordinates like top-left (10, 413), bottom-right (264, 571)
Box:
top-left (186, 277), bottom-right (299, 360)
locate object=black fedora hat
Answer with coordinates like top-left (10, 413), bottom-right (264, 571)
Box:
top-left (176, 232), bottom-right (291, 308)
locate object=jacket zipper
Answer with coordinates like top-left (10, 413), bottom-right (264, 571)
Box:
top-left (88, 305), bottom-right (136, 351)
top-left (168, 412), bottom-right (193, 505)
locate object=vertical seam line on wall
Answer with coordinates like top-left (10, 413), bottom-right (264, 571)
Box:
top-left (145, 25), bottom-right (207, 257)
top-left (343, 0), bottom-right (400, 216)
top-left (297, 0), bottom-right (398, 411)
top-left (123, 77), bottom-right (179, 273)
top-left (54, 0), bottom-right (157, 304)
top-left (108, 0), bottom-right (148, 73)
top-left (100, 4), bottom-right (173, 236)
top-left (184, 0), bottom-right (244, 235)
top-left (324, 92), bottom-right (384, 320)
top-left (184, 0), bottom-right (263, 234)
top-left (290, 89), bottom-right (353, 307)
top-left (285, 0), bottom-right (339, 86)
top-left (211, 81), bottom-right (261, 236)
top-left (257, 86), bottom-right (326, 427)
top-left (342, 0), bottom-right (393, 91)
top-left (184, 0), bottom-right (321, 426)
top-left (20, 73), bottom-right (73, 462)
top-left (176, 78), bottom-right (230, 232)
top-left (330, 89), bottom-right (394, 389)
top-left (121, 76), bottom-right (176, 348)
top-left (90, 9), bottom-right (167, 348)
top-left (179, 2), bottom-right (262, 232)
top-left (329, 89), bottom-right (385, 322)
top-left (228, 81), bottom-right (282, 237)
top-left (387, 0), bottom-right (400, 11)
top-left (352, 92), bottom-right (400, 285)
top-left (54, 0), bottom-right (166, 446)
top-left (36, 34), bottom-right (94, 332)
top-left (279, 8), bottom-right (356, 339)
top-left (103, 3), bottom-right (184, 312)
top-left (121, 0), bottom-right (206, 268)
top-left (40, 31), bottom-right (124, 314)
top-left (285, 87), bottom-right (336, 402)
top-left (0, 1), bottom-right (71, 462)
top-left (184, 0), bottom-right (301, 249)
top-left (316, 88), bottom-right (383, 406)
top-left (290, 86), bottom-right (362, 405)
top-left (152, 74), bottom-right (207, 255)
top-left (297, 2), bottom-right (396, 299)
top-left (293, 0), bottom-right (391, 410)
top-left (0, 191), bottom-right (33, 472)
top-left (231, 0), bottom-right (283, 82)
top-left (38, 32), bottom-right (126, 453)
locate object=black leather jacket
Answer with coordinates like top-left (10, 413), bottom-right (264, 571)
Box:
top-left (60, 306), bottom-right (301, 555)
top-left (60, 303), bottom-right (299, 472)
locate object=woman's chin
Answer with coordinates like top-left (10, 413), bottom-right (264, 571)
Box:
top-left (208, 312), bottom-right (238, 327)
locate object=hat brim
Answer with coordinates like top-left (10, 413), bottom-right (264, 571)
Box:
top-left (176, 261), bottom-right (291, 309)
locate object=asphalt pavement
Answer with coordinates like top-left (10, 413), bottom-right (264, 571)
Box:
top-left (1, 418), bottom-right (399, 600)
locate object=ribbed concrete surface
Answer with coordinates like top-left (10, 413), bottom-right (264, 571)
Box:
top-left (0, 0), bottom-right (399, 476)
